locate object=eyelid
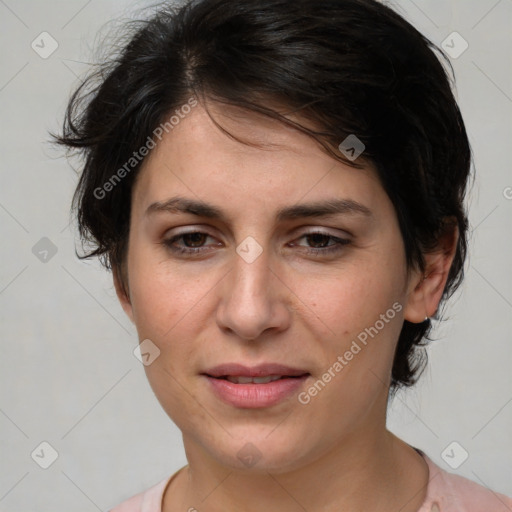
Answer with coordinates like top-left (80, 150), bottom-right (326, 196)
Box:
top-left (162, 226), bottom-right (218, 241)
top-left (164, 226), bottom-right (351, 243)
top-left (290, 230), bottom-right (351, 248)
top-left (162, 228), bottom-right (352, 259)
top-left (161, 228), bottom-right (221, 252)
top-left (293, 225), bottom-right (353, 239)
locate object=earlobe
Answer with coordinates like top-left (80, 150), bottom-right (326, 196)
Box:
top-left (113, 265), bottom-right (134, 324)
top-left (403, 220), bottom-right (459, 324)
top-left (402, 272), bottom-right (428, 324)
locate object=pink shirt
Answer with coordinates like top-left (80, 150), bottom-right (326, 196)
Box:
top-left (110, 448), bottom-right (512, 511)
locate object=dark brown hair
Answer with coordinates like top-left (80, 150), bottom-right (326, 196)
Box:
top-left (55, 0), bottom-right (472, 394)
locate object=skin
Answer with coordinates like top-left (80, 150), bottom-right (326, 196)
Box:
top-left (114, 101), bottom-right (458, 512)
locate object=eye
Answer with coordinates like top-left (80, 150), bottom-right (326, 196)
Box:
top-left (291, 231), bottom-right (351, 256)
top-left (161, 230), bottom-right (351, 257)
top-left (162, 231), bottom-right (219, 255)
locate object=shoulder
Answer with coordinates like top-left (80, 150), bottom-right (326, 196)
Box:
top-left (109, 476), bottom-right (171, 512)
top-left (417, 450), bottom-right (512, 512)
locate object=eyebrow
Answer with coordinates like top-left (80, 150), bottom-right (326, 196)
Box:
top-left (145, 196), bottom-right (373, 221)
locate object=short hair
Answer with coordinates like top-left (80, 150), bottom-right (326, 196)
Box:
top-left (55, 0), bottom-right (472, 394)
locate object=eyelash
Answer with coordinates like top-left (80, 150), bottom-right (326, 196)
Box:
top-left (162, 231), bottom-right (351, 257)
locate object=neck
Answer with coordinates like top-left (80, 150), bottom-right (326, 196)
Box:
top-left (167, 428), bottom-right (428, 512)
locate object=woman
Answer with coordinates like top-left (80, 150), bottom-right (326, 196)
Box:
top-left (56, 0), bottom-right (512, 510)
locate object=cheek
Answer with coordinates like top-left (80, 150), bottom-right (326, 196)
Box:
top-left (294, 258), bottom-right (405, 396)
top-left (128, 262), bottom-right (206, 417)
top-left (297, 264), bottom-right (402, 337)
top-left (127, 242), bottom-right (206, 338)
top-left (300, 286), bottom-right (403, 433)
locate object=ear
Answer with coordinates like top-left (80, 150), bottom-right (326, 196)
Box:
top-left (403, 219), bottom-right (459, 323)
top-left (113, 264), bottom-right (134, 324)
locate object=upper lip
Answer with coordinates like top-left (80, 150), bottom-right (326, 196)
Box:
top-left (203, 363), bottom-right (309, 378)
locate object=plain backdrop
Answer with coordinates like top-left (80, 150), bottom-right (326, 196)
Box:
top-left (0, 0), bottom-right (511, 510)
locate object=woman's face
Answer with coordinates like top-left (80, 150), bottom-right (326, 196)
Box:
top-left (117, 101), bottom-right (423, 472)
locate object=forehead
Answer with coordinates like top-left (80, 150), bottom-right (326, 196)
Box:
top-left (131, 101), bottom-right (384, 217)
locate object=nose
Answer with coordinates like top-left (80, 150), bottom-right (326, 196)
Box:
top-left (216, 244), bottom-right (291, 341)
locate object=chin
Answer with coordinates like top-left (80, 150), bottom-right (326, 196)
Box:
top-left (201, 424), bottom-right (317, 474)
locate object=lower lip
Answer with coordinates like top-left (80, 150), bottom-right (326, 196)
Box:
top-left (203, 375), bottom-right (309, 408)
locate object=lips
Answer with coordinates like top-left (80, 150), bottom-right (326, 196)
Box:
top-left (202, 363), bottom-right (310, 407)
top-left (225, 375), bottom-right (284, 384)
top-left (203, 363), bottom-right (310, 380)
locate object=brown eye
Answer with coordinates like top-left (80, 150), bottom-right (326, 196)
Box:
top-left (162, 231), bottom-right (218, 255)
top-left (182, 232), bottom-right (208, 247)
top-left (305, 233), bottom-right (334, 248)
top-left (291, 231), bottom-right (351, 256)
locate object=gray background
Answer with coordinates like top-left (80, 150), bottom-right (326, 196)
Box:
top-left (0, 0), bottom-right (511, 510)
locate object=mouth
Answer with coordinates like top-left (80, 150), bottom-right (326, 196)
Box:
top-left (203, 362), bottom-right (310, 381)
top-left (201, 363), bottom-right (311, 408)
top-left (207, 374), bottom-right (309, 384)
